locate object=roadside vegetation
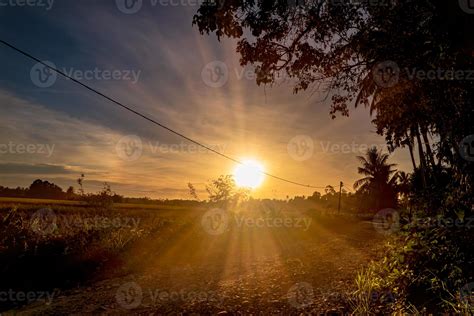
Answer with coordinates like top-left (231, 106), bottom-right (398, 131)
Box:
top-left (193, 0), bottom-right (474, 313)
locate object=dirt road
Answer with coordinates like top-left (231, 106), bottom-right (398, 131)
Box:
top-left (11, 215), bottom-right (385, 315)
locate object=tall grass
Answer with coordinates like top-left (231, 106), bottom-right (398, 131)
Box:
top-left (0, 203), bottom-right (178, 311)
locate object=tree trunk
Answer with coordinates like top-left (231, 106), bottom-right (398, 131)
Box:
top-left (421, 126), bottom-right (436, 167)
top-left (406, 132), bottom-right (417, 171)
top-left (415, 126), bottom-right (427, 188)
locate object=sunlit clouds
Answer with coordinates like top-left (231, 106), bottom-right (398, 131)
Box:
top-left (0, 4), bottom-right (413, 199)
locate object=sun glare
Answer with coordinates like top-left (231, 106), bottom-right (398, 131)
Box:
top-left (233, 159), bottom-right (265, 189)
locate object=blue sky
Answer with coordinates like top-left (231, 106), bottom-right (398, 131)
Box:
top-left (0, 1), bottom-right (411, 199)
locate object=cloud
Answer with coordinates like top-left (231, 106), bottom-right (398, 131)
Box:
top-left (0, 162), bottom-right (74, 175)
top-left (0, 4), bottom-right (413, 198)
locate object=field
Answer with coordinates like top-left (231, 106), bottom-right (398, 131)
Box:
top-left (0, 198), bottom-right (387, 314)
top-left (0, 197), bottom-right (198, 210)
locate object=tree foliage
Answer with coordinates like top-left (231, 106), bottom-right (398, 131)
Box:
top-left (194, 0), bottom-right (474, 212)
top-left (205, 175), bottom-right (250, 206)
top-left (194, 2), bottom-right (474, 311)
top-left (354, 147), bottom-right (399, 210)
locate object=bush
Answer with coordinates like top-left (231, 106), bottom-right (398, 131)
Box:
top-left (352, 208), bottom-right (474, 314)
top-left (81, 183), bottom-right (115, 209)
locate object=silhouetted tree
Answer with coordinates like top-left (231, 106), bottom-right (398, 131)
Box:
top-left (77, 174), bottom-right (85, 196)
top-left (194, 0), bottom-right (474, 212)
top-left (308, 191), bottom-right (321, 202)
top-left (28, 179), bottom-right (65, 199)
top-left (206, 175), bottom-right (249, 207)
top-left (66, 186), bottom-right (75, 199)
top-left (353, 147), bottom-right (398, 210)
top-left (187, 183), bottom-right (199, 201)
top-left (397, 171), bottom-right (411, 197)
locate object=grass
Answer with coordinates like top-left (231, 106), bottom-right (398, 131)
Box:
top-left (0, 199), bottom-right (383, 313)
top-left (0, 201), bottom-right (191, 311)
top-left (0, 197), bottom-right (201, 211)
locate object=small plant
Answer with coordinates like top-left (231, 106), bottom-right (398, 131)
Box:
top-left (83, 183), bottom-right (115, 209)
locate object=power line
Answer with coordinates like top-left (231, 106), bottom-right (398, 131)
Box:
top-left (0, 39), bottom-right (331, 190)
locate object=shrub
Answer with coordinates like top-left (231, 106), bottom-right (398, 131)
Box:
top-left (352, 208), bottom-right (474, 314)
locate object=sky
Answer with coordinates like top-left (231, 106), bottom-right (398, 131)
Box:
top-left (0, 1), bottom-right (412, 199)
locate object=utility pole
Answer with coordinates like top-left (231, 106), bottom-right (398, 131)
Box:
top-left (338, 181), bottom-right (343, 214)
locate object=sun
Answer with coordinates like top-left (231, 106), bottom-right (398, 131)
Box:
top-left (233, 159), bottom-right (265, 189)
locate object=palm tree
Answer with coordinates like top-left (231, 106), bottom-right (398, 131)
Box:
top-left (396, 171), bottom-right (412, 212)
top-left (354, 147), bottom-right (399, 210)
top-left (397, 171), bottom-right (411, 196)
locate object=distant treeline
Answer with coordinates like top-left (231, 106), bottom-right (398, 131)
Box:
top-left (0, 179), bottom-right (200, 207)
top-left (0, 179), bottom-right (381, 212)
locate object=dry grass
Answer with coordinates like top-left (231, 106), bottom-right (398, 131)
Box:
top-left (1, 200), bottom-right (386, 314)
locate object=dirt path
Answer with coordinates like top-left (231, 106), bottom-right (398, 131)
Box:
top-left (11, 217), bottom-right (385, 315)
